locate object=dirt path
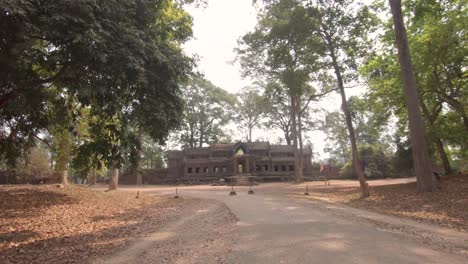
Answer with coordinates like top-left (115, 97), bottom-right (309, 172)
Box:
top-left (94, 182), bottom-right (468, 263)
top-left (93, 198), bottom-right (237, 264)
top-left (150, 185), bottom-right (468, 264)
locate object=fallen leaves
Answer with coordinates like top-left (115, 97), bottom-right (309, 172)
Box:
top-left (0, 185), bottom-right (190, 264)
top-left (306, 174), bottom-right (468, 232)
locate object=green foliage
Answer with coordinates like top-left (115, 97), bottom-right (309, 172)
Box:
top-left (322, 111), bottom-right (350, 162)
top-left (142, 136), bottom-right (166, 169)
top-left (361, 0), bottom-right (467, 170)
top-left (237, 0), bottom-right (328, 96)
top-left (235, 86), bottom-right (268, 142)
top-left (177, 76), bottom-right (235, 147)
top-left (1, 0), bottom-right (194, 168)
top-left (340, 145), bottom-right (395, 179)
top-left (14, 144), bottom-right (52, 183)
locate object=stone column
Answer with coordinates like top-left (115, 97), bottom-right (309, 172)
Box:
top-left (246, 158), bottom-right (250, 174)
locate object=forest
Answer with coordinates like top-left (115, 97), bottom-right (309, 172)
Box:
top-left (1, 0), bottom-right (466, 197)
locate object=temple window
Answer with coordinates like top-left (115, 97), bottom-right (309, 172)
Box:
top-left (204, 167), bottom-right (208, 173)
top-left (264, 165), bottom-right (268, 171)
top-left (214, 167), bottom-right (219, 173)
top-left (256, 165), bottom-right (261, 171)
top-left (195, 167), bottom-right (200, 173)
top-left (188, 168), bottom-right (192, 173)
top-left (274, 165), bottom-right (278, 172)
top-left (289, 165), bottom-right (294, 171)
top-left (222, 167), bottom-right (227, 173)
top-left (281, 165), bottom-right (286, 171)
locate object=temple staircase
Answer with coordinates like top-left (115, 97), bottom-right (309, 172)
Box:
top-left (231, 175), bottom-right (253, 186)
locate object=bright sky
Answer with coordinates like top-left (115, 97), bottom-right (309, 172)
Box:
top-left (182, 0), bottom-right (366, 161)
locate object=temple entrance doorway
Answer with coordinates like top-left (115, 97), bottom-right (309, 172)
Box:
top-left (237, 160), bottom-right (245, 174)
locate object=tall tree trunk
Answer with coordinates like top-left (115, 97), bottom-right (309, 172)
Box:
top-left (88, 169), bottom-right (97, 186)
top-left (290, 96), bottom-right (301, 183)
top-left (53, 131), bottom-right (72, 186)
top-left (190, 126), bottom-right (195, 148)
top-left (282, 124), bottom-right (292, 145)
top-left (136, 129), bottom-right (143, 186)
top-left (324, 32), bottom-right (369, 197)
top-left (435, 138), bottom-right (451, 174)
top-left (389, 0), bottom-right (434, 193)
top-left (62, 169), bottom-right (69, 185)
top-left (420, 99), bottom-right (452, 174)
top-left (199, 124), bottom-right (204, 147)
top-left (108, 165), bottom-right (119, 190)
top-left (297, 96), bottom-right (304, 183)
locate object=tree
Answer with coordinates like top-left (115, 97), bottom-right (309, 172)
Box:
top-left (322, 111), bottom-right (350, 163)
top-left (388, 0), bottom-right (434, 192)
top-left (178, 76), bottom-right (235, 148)
top-left (361, 0), bottom-right (467, 175)
top-left (1, 1), bottom-right (195, 190)
top-left (305, 0), bottom-right (376, 197)
top-left (263, 82), bottom-right (293, 145)
top-left (237, 0), bottom-right (330, 183)
top-left (235, 87), bottom-right (267, 142)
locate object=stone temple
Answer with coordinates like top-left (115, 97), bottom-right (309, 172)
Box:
top-left (167, 142), bottom-right (313, 183)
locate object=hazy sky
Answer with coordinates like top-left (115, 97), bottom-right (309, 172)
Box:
top-left (182, 0), bottom-right (366, 161)
top-left (183, 0), bottom-right (257, 93)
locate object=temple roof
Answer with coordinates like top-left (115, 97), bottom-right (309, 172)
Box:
top-left (246, 142), bottom-right (270, 150)
top-left (184, 147), bottom-right (210, 154)
top-left (270, 145), bottom-right (293, 152)
top-left (210, 144), bottom-right (235, 150)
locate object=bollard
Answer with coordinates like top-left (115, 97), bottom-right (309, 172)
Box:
top-left (248, 181), bottom-right (254, 194)
top-left (229, 180), bottom-right (237, 195)
top-left (174, 188), bottom-right (179, 199)
top-left (136, 190), bottom-right (140, 199)
top-left (304, 184), bottom-right (310, 195)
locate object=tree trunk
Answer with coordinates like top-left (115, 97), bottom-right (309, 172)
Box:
top-left (420, 99), bottom-right (452, 174)
top-left (108, 166), bottom-right (119, 190)
top-left (324, 32), bottom-right (369, 197)
top-left (389, 0), bottom-right (434, 193)
top-left (62, 169), bottom-right (69, 185)
top-left (290, 96), bottom-right (301, 183)
top-left (199, 125), bottom-right (204, 147)
top-left (297, 96), bottom-right (304, 183)
top-left (282, 125), bottom-right (292, 145)
top-left (136, 129), bottom-right (143, 186)
top-left (88, 169), bottom-right (97, 186)
top-left (435, 138), bottom-right (451, 174)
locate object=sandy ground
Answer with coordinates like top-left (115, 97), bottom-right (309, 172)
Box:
top-left (93, 199), bottom-right (237, 264)
top-left (100, 179), bottom-right (468, 263)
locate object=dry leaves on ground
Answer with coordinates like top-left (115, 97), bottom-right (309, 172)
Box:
top-left (308, 174), bottom-right (468, 231)
top-left (0, 185), bottom-right (192, 264)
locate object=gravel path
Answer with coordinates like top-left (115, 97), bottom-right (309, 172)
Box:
top-left (93, 198), bottom-right (237, 264)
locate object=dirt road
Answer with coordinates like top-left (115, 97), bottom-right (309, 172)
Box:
top-left (97, 182), bottom-right (468, 263)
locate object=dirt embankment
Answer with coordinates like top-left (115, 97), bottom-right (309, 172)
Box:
top-left (0, 185), bottom-right (197, 264)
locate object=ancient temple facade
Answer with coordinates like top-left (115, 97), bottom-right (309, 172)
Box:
top-left (167, 142), bottom-right (313, 181)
